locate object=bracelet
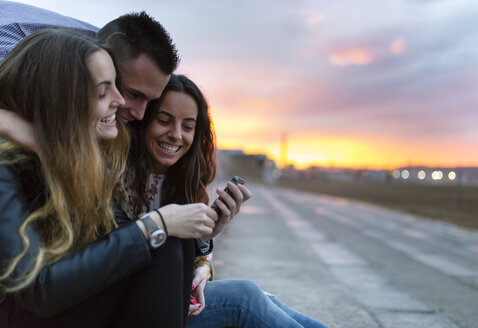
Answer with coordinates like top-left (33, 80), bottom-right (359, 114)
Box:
top-left (195, 259), bottom-right (214, 281)
top-left (154, 209), bottom-right (168, 236)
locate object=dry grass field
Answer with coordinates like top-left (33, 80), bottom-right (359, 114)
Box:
top-left (275, 179), bottom-right (478, 231)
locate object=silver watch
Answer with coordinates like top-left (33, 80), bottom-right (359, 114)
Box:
top-left (140, 213), bottom-right (167, 248)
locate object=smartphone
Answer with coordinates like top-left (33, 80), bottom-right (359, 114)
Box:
top-left (211, 176), bottom-right (246, 215)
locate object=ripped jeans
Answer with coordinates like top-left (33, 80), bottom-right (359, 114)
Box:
top-left (187, 279), bottom-right (328, 328)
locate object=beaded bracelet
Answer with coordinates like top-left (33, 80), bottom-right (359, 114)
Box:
top-left (195, 259), bottom-right (214, 281)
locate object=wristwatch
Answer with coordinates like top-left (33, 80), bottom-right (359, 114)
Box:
top-left (140, 213), bottom-right (167, 249)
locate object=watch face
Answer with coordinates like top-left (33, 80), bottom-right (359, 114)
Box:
top-left (150, 230), bottom-right (166, 248)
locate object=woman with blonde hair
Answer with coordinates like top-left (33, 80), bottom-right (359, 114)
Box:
top-left (0, 29), bottom-right (214, 327)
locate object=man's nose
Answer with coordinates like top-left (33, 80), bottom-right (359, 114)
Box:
top-left (130, 101), bottom-right (148, 120)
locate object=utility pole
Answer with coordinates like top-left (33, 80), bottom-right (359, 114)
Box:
top-left (280, 132), bottom-right (288, 168)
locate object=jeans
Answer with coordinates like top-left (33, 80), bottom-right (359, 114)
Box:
top-left (186, 280), bottom-right (328, 328)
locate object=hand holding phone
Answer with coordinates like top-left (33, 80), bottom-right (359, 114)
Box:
top-left (211, 176), bottom-right (245, 215)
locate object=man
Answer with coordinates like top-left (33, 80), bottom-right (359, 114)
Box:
top-left (96, 12), bottom-right (178, 121)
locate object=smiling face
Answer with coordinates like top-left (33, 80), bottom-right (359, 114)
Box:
top-left (117, 53), bottom-right (170, 122)
top-left (145, 91), bottom-right (198, 174)
top-left (88, 49), bottom-right (125, 139)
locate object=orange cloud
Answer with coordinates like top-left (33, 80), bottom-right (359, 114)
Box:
top-left (329, 48), bottom-right (372, 66)
top-left (389, 38), bottom-right (405, 55)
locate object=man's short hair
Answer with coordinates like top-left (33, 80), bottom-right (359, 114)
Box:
top-left (96, 11), bottom-right (179, 74)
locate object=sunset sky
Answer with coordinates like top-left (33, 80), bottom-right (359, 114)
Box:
top-left (13, 0), bottom-right (478, 169)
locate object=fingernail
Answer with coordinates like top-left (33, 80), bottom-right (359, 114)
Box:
top-left (192, 284), bottom-right (195, 289)
top-left (199, 305), bottom-right (202, 308)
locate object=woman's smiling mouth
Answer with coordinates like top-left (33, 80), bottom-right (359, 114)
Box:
top-left (100, 113), bottom-right (116, 124)
top-left (157, 142), bottom-right (180, 153)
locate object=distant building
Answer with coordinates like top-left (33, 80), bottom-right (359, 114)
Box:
top-left (216, 149), bottom-right (278, 183)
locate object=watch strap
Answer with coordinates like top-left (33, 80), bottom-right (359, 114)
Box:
top-left (140, 213), bottom-right (167, 249)
top-left (141, 214), bottom-right (159, 235)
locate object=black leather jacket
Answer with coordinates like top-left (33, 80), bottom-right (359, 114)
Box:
top-left (0, 157), bottom-right (153, 319)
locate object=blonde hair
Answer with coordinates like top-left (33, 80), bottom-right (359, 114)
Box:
top-left (0, 29), bottom-right (129, 292)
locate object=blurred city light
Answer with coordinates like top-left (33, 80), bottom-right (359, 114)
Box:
top-left (448, 171), bottom-right (456, 181)
top-left (432, 170), bottom-right (443, 180)
top-left (401, 169), bottom-right (410, 179)
top-left (392, 169), bottom-right (400, 179)
top-left (418, 170), bottom-right (426, 180)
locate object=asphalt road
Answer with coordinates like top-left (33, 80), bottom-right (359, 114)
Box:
top-left (212, 182), bottom-right (478, 328)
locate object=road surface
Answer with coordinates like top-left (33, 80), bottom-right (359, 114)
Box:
top-left (213, 182), bottom-right (478, 328)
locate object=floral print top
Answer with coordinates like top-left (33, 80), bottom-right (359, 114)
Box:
top-left (119, 173), bottom-right (164, 220)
